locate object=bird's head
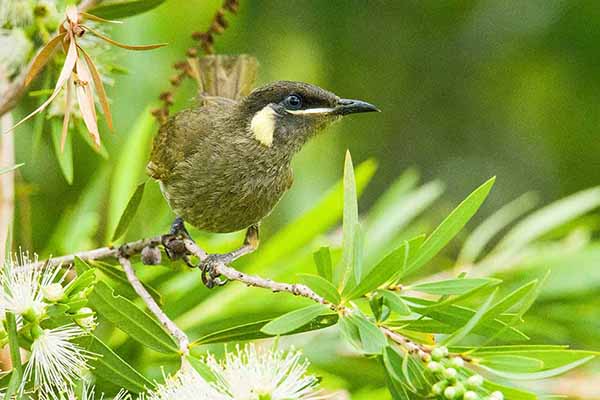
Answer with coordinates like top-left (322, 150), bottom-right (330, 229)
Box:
top-left (238, 81), bottom-right (379, 153)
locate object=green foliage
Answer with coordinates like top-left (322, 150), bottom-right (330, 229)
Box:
top-left (112, 182), bottom-right (146, 241)
top-left (90, 0), bottom-right (167, 19)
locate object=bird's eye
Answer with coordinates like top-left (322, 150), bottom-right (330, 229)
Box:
top-left (284, 94), bottom-right (302, 110)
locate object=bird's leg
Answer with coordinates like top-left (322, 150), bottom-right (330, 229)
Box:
top-left (201, 224), bottom-right (260, 288)
top-left (162, 217), bottom-right (196, 267)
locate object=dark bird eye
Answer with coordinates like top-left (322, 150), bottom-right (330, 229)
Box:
top-left (284, 94), bottom-right (302, 110)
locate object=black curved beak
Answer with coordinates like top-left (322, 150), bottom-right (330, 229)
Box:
top-left (335, 98), bottom-right (380, 115)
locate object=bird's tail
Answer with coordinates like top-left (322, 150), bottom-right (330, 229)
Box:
top-left (188, 54), bottom-right (259, 101)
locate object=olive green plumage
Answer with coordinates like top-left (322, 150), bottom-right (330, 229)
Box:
top-left (147, 80), bottom-right (378, 233)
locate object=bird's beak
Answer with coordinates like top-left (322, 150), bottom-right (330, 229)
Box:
top-left (335, 98), bottom-right (380, 115)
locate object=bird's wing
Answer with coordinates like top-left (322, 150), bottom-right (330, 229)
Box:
top-left (146, 101), bottom-right (233, 181)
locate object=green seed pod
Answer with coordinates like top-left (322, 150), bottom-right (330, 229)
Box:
top-left (432, 380), bottom-right (448, 395)
top-left (466, 375), bottom-right (484, 388)
top-left (442, 367), bottom-right (457, 380)
top-left (464, 390), bottom-right (478, 400)
top-left (490, 391), bottom-right (504, 400)
top-left (449, 356), bottom-right (464, 368)
top-left (427, 361), bottom-right (443, 374)
top-left (431, 347), bottom-right (445, 361)
top-left (444, 386), bottom-right (457, 400)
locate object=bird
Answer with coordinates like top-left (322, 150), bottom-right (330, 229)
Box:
top-left (147, 80), bottom-right (378, 286)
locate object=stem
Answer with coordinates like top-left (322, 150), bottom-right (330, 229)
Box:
top-left (118, 256), bottom-right (189, 355)
top-left (4, 312), bottom-right (23, 400)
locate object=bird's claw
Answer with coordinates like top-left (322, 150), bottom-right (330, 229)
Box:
top-left (200, 254), bottom-right (229, 289)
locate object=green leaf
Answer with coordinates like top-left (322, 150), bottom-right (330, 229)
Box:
top-left (458, 192), bottom-right (538, 264)
top-left (404, 297), bottom-right (528, 340)
top-left (338, 315), bottom-right (363, 351)
top-left (481, 355), bottom-right (595, 380)
top-left (88, 281), bottom-right (178, 354)
top-left (442, 288), bottom-right (497, 346)
top-left (87, 335), bottom-right (153, 393)
top-left (90, 0), bottom-right (166, 19)
top-left (344, 235), bottom-right (425, 300)
top-left (479, 355), bottom-right (544, 372)
top-left (483, 380), bottom-right (537, 400)
top-left (260, 304), bottom-right (330, 335)
top-left (381, 291), bottom-right (411, 316)
top-left (383, 346), bottom-right (407, 384)
top-left (402, 177), bottom-right (496, 278)
top-left (495, 186), bottom-right (600, 253)
top-left (186, 356), bottom-right (219, 383)
top-left (111, 182), bottom-right (146, 241)
top-left (0, 163), bottom-right (23, 175)
top-left (50, 118), bottom-right (74, 184)
top-left (297, 274), bottom-right (341, 304)
top-left (313, 247), bottom-right (333, 282)
top-left (409, 278), bottom-right (501, 296)
top-left (346, 312), bottom-right (387, 354)
top-left (353, 224), bottom-right (365, 284)
top-left (340, 151), bottom-right (359, 290)
top-left (107, 108), bottom-right (156, 241)
top-left (5, 312), bottom-right (22, 400)
top-left (192, 314), bottom-right (338, 346)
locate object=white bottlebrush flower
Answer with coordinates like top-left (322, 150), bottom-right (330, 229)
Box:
top-left (141, 363), bottom-right (228, 400)
top-left (0, 252), bottom-right (66, 320)
top-left (23, 325), bottom-right (95, 393)
top-left (0, 28), bottom-right (32, 76)
top-left (40, 382), bottom-right (130, 400)
top-left (206, 344), bottom-right (325, 400)
top-left (0, 0), bottom-right (34, 27)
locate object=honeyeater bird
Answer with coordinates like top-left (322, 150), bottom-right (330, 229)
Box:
top-left (147, 80), bottom-right (378, 286)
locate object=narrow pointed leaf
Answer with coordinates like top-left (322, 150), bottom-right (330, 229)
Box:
top-left (90, 0), bottom-right (167, 19)
top-left (79, 45), bottom-right (113, 130)
top-left (192, 314), bottom-right (338, 345)
top-left (347, 312), bottom-right (387, 354)
top-left (345, 235), bottom-right (425, 300)
top-left (442, 288), bottom-right (497, 346)
top-left (83, 25), bottom-right (167, 50)
top-left (410, 278), bottom-right (501, 296)
top-left (88, 281), bottom-right (178, 354)
top-left (340, 150), bottom-right (358, 290)
top-left (481, 356), bottom-right (595, 380)
top-left (479, 355), bottom-right (543, 372)
top-left (402, 177), bottom-right (496, 278)
top-left (75, 56), bottom-right (100, 146)
top-left (313, 246), bottom-right (333, 282)
top-left (87, 335), bottom-right (153, 393)
top-left (260, 304), bottom-right (329, 335)
top-left (80, 11), bottom-right (123, 24)
top-left (7, 35), bottom-right (78, 133)
top-left (112, 182), bottom-right (146, 241)
top-left (0, 164), bottom-right (23, 175)
top-left (297, 274), bottom-right (341, 304)
top-left (25, 33), bottom-right (67, 86)
top-left (381, 291), bottom-right (411, 316)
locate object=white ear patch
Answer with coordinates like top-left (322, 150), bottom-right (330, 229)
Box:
top-left (250, 105), bottom-right (277, 147)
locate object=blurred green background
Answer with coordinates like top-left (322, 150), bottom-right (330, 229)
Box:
top-left (8, 1), bottom-right (600, 397)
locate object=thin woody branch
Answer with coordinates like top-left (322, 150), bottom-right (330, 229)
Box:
top-left (118, 255), bottom-right (189, 355)
top-left (35, 233), bottom-right (425, 355)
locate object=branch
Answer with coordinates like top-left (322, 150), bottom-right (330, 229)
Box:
top-left (118, 255), bottom-right (189, 355)
top-left (36, 233), bottom-right (427, 355)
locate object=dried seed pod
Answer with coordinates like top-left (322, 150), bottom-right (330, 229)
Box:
top-left (141, 245), bottom-right (162, 265)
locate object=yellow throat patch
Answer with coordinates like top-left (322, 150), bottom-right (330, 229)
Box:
top-left (250, 106), bottom-right (277, 147)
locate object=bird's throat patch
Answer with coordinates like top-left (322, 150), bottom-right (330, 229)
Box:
top-left (250, 106), bottom-right (277, 147)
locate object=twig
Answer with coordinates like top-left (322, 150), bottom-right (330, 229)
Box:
top-left (35, 234), bottom-right (424, 354)
top-left (118, 255), bottom-right (189, 355)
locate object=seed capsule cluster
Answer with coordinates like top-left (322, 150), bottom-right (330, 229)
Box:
top-left (427, 346), bottom-right (504, 400)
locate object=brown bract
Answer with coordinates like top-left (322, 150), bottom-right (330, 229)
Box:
top-left (7, 6), bottom-right (166, 150)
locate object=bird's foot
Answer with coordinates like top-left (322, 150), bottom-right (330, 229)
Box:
top-left (199, 254), bottom-right (229, 288)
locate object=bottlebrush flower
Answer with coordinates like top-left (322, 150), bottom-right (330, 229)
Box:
top-left (141, 363), bottom-right (228, 400)
top-left (206, 344), bottom-right (326, 400)
top-left (0, 252), bottom-right (65, 319)
top-left (23, 325), bottom-right (95, 393)
top-left (40, 382), bottom-right (130, 400)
